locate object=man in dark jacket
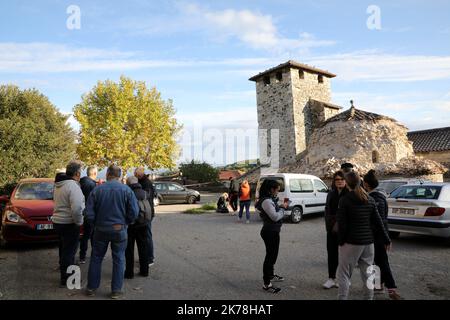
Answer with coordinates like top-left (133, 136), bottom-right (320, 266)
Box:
top-left (78, 165), bottom-right (97, 263)
top-left (228, 177), bottom-right (239, 212)
top-left (125, 176), bottom-right (150, 278)
top-left (363, 170), bottom-right (400, 300)
top-left (135, 167), bottom-right (156, 265)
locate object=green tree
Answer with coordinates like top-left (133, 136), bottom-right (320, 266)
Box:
top-left (179, 160), bottom-right (219, 183)
top-left (0, 85), bottom-right (76, 193)
top-left (73, 76), bottom-right (181, 170)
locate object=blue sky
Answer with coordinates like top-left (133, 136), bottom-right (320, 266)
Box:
top-left (1, 0), bottom-right (450, 166)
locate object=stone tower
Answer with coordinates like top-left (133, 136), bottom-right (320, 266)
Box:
top-left (249, 60), bottom-right (341, 168)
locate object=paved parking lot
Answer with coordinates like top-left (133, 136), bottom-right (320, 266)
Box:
top-left (0, 193), bottom-right (449, 300)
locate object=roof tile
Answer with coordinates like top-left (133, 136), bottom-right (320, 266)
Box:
top-left (407, 127), bottom-right (450, 152)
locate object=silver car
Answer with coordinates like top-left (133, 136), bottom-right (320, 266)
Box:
top-left (387, 183), bottom-right (450, 241)
top-left (378, 178), bottom-right (431, 196)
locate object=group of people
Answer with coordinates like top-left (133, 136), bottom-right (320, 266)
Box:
top-left (255, 162), bottom-right (401, 300)
top-left (52, 159), bottom-right (400, 300)
top-left (52, 161), bottom-right (156, 299)
top-left (216, 178), bottom-right (252, 223)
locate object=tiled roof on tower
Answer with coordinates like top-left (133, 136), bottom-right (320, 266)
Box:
top-left (249, 60), bottom-right (336, 81)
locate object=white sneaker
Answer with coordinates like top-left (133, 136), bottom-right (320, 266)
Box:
top-left (323, 278), bottom-right (338, 289)
top-left (246, 220), bottom-right (250, 224)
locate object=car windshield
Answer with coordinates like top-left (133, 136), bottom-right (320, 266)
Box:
top-left (14, 182), bottom-right (54, 200)
top-left (378, 181), bottom-right (407, 194)
top-left (168, 184), bottom-right (184, 191)
top-left (290, 179), bottom-right (314, 193)
top-left (389, 185), bottom-right (442, 200)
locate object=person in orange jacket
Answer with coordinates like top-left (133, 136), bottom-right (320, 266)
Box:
top-left (238, 180), bottom-right (252, 223)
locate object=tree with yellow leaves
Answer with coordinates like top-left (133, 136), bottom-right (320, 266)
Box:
top-left (73, 76), bottom-right (181, 170)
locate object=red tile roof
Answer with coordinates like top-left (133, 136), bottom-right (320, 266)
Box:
top-left (219, 170), bottom-right (244, 180)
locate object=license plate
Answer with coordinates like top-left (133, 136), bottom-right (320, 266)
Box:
top-left (392, 208), bottom-right (415, 215)
top-left (36, 224), bottom-right (54, 230)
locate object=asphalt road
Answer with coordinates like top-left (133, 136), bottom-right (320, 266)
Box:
top-left (1, 192), bottom-right (449, 300)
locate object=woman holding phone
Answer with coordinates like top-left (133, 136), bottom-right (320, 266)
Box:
top-left (255, 179), bottom-right (288, 293)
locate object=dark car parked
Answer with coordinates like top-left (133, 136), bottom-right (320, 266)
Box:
top-left (154, 181), bottom-right (200, 204)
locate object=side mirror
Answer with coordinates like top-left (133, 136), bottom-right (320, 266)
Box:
top-left (0, 195), bottom-right (10, 203)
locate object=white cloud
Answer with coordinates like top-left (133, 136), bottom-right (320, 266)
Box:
top-left (307, 51), bottom-right (450, 82)
top-left (182, 3), bottom-right (335, 53)
top-left (0, 42), bottom-right (278, 73)
top-left (332, 90), bottom-right (450, 131)
top-left (117, 3), bottom-right (335, 54)
top-left (2, 42), bottom-right (450, 85)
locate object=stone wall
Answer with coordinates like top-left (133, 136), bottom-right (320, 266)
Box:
top-left (282, 155), bottom-right (446, 182)
top-left (306, 119), bottom-right (414, 165)
top-left (290, 69), bottom-right (332, 159)
top-left (255, 67), bottom-right (333, 168)
top-left (307, 99), bottom-right (341, 135)
top-left (415, 151), bottom-right (450, 178)
top-left (415, 150), bottom-right (450, 163)
top-left (255, 69), bottom-right (295, 167)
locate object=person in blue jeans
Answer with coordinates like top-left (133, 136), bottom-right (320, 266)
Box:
top-left (85, 165), bottom-right (139, 299)
top-left (238, 180), bottom-right (251, 223)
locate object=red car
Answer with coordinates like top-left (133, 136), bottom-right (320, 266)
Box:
top-left (0, 178), bottom-right (57, 246)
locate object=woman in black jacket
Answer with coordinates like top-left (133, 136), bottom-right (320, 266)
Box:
top-left (336, 171), bottom-right (391, 300)
top-left (323, 170), bottom-right (348, 289)
top-left (363, 170), bottom-right (401, 300)
top-left (255, 179), bottom-right (288, 293)
top-left (216, 193), bottom-right (230, 213)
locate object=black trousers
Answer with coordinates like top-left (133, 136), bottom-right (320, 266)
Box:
top-left (79, 220), bottom-right (93, 260)
top-left (326, 231), bottom-right (339, 279)
top-left (125, 225), bottom-right (149, 277)
top-left (374, 238), bottom-right (397, 289)
top-left (230, 192), bottom-right (238, 212)
top-left (54, 223), bottom-right (80, 284)
top-left (260, 229), bottom-right (280, 285)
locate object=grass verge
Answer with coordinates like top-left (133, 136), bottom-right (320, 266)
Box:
top-left (183, 203), bottom-right (216, 214)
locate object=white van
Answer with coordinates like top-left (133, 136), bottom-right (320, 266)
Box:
top-left (255, 173), bottom-right (329, 223)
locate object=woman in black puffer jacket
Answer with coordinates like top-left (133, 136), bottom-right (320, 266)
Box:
top-left (323, 170), bottom-right (348, 289)
top-left (336, 171), bottom-right (391, 300)
top-left (363, 170), bottom-right (401, 300)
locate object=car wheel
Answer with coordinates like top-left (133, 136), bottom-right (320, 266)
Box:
top-left (389, 231), bottom-right (400, 239)
top-left (157, 195), bottom-right (164, 205)
top-left (291, 206), bottom-right (303, 224)
top-left (187, 195), bottom-right (197, 204)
